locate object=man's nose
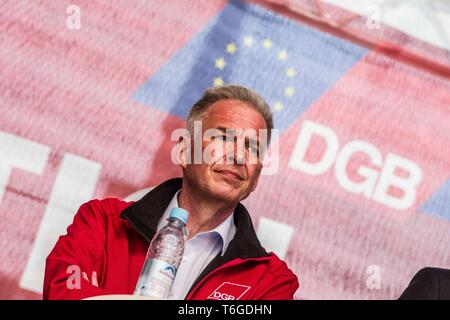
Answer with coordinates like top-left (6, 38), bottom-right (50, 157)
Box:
top-left (225, 141), bottom-right (245, 165)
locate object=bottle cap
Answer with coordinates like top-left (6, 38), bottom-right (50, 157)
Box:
top-left (169, 207), bottom-right (188, 224)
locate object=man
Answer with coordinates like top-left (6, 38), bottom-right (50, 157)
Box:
top-left (43, 84), bottom-right (299, 300)
top-left (399, 267), bottom-right (450, 300)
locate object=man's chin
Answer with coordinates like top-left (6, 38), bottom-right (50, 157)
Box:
top-left (208, 184), bottom-right (242, 203)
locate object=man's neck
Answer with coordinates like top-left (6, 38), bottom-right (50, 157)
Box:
top-left (178, 183), bottom-right (236, 240)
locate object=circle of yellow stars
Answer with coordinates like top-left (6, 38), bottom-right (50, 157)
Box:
top-left (212, 35), bottom-right (298, 112)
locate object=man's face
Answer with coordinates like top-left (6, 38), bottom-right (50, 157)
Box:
top-left (183, 99), bottom-right (268, 203)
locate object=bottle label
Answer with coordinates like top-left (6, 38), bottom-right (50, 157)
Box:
top-left (134, 258), bottom-right (177, 298)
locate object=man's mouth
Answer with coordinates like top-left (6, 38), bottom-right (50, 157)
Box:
top-left (214, 169), bottom-right (243, 181)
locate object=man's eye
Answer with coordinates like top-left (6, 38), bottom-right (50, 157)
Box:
top-left (248, 145), bottom-right (259, 155)
top-left (213, 134), bottom-right (226, 140)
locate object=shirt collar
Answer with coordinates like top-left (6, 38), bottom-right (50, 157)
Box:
top-left (204, 212), bottom-right (235, 256)
top-left (157, 189), bottom-right (236, 256)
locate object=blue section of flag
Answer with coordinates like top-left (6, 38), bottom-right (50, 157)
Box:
top-left (134, 0), bottom-right (368, 132)
top-left (421, 180), bottom-right (450, 221)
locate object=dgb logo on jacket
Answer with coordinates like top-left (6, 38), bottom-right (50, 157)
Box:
top-left (207, 282), bottom-right (251, 300)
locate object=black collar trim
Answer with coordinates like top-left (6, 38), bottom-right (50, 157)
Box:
top-left (120, 177), bottom-right (270, 297)
top-left (120, 177), bottom-right (269, 260)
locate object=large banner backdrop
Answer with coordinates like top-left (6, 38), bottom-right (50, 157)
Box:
top-left (1, 0), bottom-right (449, 299)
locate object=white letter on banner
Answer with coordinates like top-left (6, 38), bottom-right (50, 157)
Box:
top-left (335, 140), bottom-right (382, 198)
top-left (288, 120), bottom-right (338, 175)
top-left (372, 153), bottom-right (423, 210)
top-left (20, 153), bottom-right (101, 293)
top-left (0, 131), bottom-right (50, 203)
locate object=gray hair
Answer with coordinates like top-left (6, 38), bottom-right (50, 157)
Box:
top-left (186, 84), bottom-right (273, 142)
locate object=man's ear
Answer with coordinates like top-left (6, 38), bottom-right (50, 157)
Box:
top-left (174, 136), bottom-right (189, 170)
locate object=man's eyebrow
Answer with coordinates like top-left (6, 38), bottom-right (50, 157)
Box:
top-left (215, 126), bottom-right (228, 133)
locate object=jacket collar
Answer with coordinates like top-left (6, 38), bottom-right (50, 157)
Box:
top-left (120, 177), bottom-right (269, 260)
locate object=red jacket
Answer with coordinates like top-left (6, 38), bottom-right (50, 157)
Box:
top-left (43, 178), bottom-right (299, 300)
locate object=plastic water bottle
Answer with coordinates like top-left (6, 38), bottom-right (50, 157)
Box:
top-left (134, 207), bottom-right (188, 298)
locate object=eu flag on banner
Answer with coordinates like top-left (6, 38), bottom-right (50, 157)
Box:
top-left (421, 179), bottom-right (450, 221)
top-left (133, 0), bottom-right (367, 132)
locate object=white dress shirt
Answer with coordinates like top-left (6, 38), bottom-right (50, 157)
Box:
top-left (155, 190), bottom-right (236, 299)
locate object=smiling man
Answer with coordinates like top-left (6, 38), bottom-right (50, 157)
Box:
top-left (43, 84), bottom-right (299, 300)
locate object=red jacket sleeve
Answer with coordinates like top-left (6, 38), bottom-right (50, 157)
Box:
top-left (43, 199), bottom-right (118, 300)
top-left (254, 255), bottom-right (300, 300)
